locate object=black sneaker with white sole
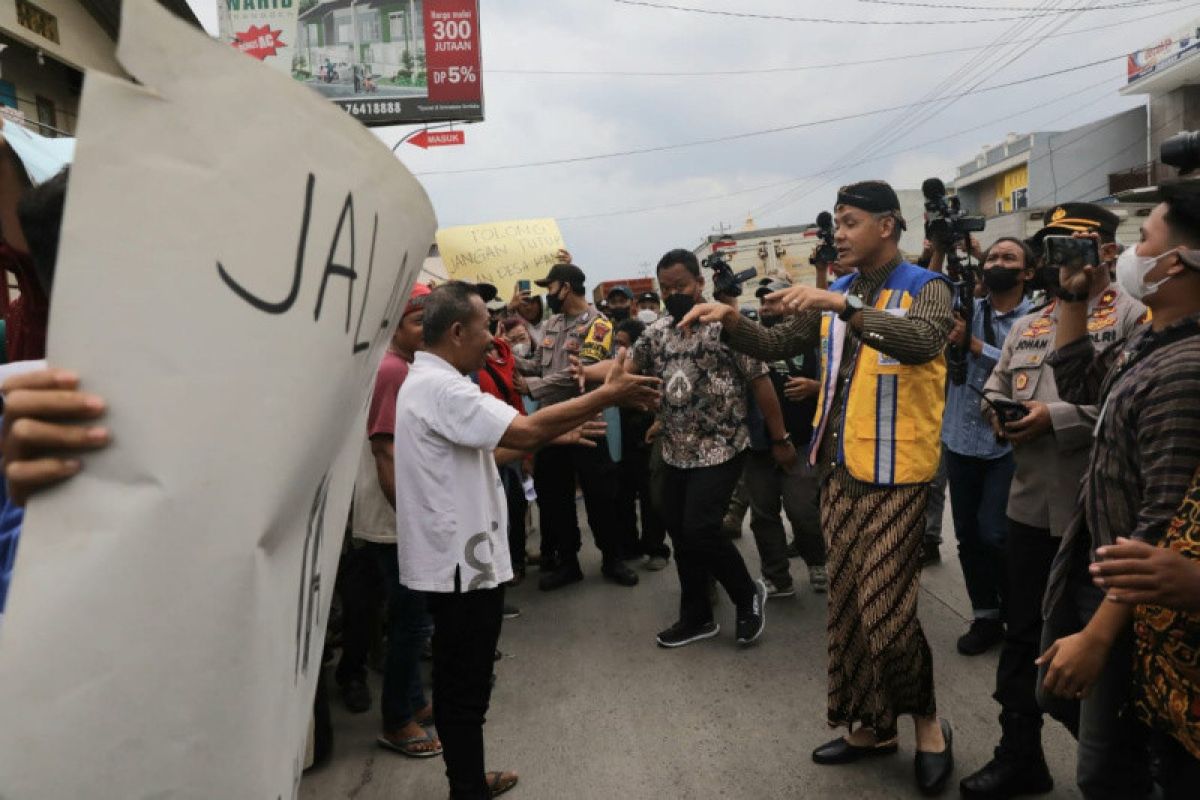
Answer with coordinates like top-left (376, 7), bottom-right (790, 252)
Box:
top-left (735, 579), bottom-right (768, 647)
top-left (656, 620), bottom-right (720, 648)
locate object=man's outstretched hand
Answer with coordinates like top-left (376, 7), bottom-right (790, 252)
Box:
top-left (1, 369), bottom-right (110, 506)
top-left (605, 347), bottom-right (661, 411)
top-left (675, 302), bottom-right (738, 331)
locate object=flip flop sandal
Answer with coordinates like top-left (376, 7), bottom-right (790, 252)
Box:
top-left (487, 770), bottom-right (519, 797)
top-left (376, 733), bottom-right (443, 759)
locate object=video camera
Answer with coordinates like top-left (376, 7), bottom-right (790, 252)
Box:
top-left (704, 251), bottom-right (758, 299)
top-left (921, 178), bottom-right (986, 247)
top-left (809, 211), bottom-right (838, 266)
top-left (1162, 130), bottom-right (1200, 176)
top-left (922, 177), bottom-right (986, 387)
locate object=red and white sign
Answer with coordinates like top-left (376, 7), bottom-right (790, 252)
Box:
top-left (425, 0), bottom-right (483, 104)
top-left (409, 130), bottom-right (466, 149)
top-left (1127, 20), bottom-right (1200, 85)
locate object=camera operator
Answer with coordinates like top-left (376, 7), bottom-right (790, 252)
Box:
top-left (941, 239), bottom-right (1035, 658)
top-left (1037, 183), bottom-right (1200, 799)
top-left (958, 204), bottom-right (1146, 799)
top-left (678, 180), bottom-right (955, 795)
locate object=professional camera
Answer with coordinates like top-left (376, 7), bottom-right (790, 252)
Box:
top-left (704, 251), bottom-right (758, 298)
top-left (922, 177), bottom-right (985, 387)
top-left (809, 211), bottom-right (838, 266)
top-left (1161, 130), bottom-right (1200, 176)
top-left (921, 177), bottom-right (986, 246)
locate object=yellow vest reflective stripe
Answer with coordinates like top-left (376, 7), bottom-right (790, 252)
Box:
top-left (810, 262), bottom-right (947, 486)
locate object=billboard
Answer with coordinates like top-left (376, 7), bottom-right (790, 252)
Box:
top-left (1127, 19), bottom-right (1200, 86)
top-left (219, 0), bottom-right (484, 127)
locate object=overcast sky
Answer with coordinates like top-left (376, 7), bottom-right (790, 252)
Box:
top-left (188, 0), bottom-right (1197, 284)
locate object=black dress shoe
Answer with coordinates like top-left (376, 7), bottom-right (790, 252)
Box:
top-left (914, 718), bottom-right (954, 796)
top-left (811, 736), bottom-right (899, 765)
top-left (960, 748), bottom-right (1053, 799)
top-left (538, 560), bottom-right (583, 591)
top-left (601, 559), bottom-right (639, 587)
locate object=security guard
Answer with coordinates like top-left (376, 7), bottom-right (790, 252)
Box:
top-left (517, 262), bottom-right (639, 591)
top-left (962, 203), bottom-right (1146, 799)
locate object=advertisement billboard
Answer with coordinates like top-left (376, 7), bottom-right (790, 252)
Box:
top-left (219, 0), bottom-right (484, 127)
top-left (1127, 19), bottom-right (1200, 86)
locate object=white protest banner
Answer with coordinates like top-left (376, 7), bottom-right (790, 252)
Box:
top-left (0, 2), bottom-right (434, 798)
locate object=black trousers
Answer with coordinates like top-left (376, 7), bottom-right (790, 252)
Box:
top-left (660, 453), bottom-right (755, 626)
top-left (1150, 729), bottom-right (1200, 800)
top-left (426, 586), bottom-right (505, 800)
top-left (335, 539), bottom-right (385, 686)
top-left (533, 442), bottom-right (620, 563)
top-left (616, 446), bottom-right (669, 559)
top-left (500, 463), bottom-right (527, 571)
top-left (995, 518), bottom-right (1066, 720)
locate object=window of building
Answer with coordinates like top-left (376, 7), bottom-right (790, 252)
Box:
top-left (0, 81), bottom-right (16, 109)
top-left (35, 95), bottom-right (56, 137)
top-left (1011, 188), bottom-right (1028, 211)
top-left (16, 0), bottom-right (59, 44)
top-left (360, 15), bottom-right (381, 43)
top-left (997, 198), bottom-right (1005, 214)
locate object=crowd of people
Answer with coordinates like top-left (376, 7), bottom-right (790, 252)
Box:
top-left (0, 117), bottom-right (1199, 800)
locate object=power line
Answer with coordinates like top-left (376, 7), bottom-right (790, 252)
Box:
top-left (415, 54), bottom-right (1121, 177)
top-left (854, 0), bottom-right (1177, 10)
top-left (751, 0), bottom-right (1082, 219)
top-left (489, 6), bottom-right (1186, 77)
top-left (555, 73), bottom-right (1121, 222)
top-left (610, 0), bottom-right (1190, 25)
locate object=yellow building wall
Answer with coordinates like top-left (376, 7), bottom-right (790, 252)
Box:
top-left (991, 164), bottom-right (1030, 214)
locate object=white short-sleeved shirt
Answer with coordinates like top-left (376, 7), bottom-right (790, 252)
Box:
top-left (394, 351), bottom-right (519, 592)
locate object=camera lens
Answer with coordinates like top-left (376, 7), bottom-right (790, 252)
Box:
top-left (1161, 130), bottom-right (1200, 175)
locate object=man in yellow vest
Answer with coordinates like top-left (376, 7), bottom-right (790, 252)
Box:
top-left (680, 180), bottom-right (956, 796)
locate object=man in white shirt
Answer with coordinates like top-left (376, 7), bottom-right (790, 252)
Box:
top-left (394, 282), bottom-right (660, 800)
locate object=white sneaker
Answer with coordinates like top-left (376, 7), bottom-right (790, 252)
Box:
top-left (762, 578), bottom-right (795, 599)
top-left (809, 566), bottom-right (828, 594)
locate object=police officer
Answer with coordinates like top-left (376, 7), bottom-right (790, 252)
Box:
top-left (962, 203), bottom-right (1146, 799)
top-left (517, 262), bottom-right (639, 591)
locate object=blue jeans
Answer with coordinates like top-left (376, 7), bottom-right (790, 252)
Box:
top-left (945, 449), bottom-right (1015, 619)
top-left (380, 546), bottom-right (433, 731)
top-left (1037, 568), bottom-right (1152, 800)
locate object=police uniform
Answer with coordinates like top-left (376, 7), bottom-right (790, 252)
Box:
top-left (516, 269), bottom-right (631, 586)
top-left (960, 200), bottom-right (1146, 796)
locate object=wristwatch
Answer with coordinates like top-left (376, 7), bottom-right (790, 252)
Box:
top-left (838, 294), bottom-right (864, 322)
top-left (1057, 288), bottom-right (1089, 303)
top-left (771, 433), bottom-right (793, 447)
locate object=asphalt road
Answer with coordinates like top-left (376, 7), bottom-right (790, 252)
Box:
top-left (299, 502), bottom-right (1082, 799)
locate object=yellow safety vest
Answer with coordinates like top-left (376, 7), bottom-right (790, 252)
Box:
top-left (811, 262), bottom-right (947, 486)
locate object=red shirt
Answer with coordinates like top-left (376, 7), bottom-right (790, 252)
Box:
top-left (477, 338), bottom-right (526, 415)
top-left (368, 350), bottom-right (411, 438)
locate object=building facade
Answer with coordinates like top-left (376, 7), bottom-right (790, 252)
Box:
top-left (0, 0), bottom-right (197, 137)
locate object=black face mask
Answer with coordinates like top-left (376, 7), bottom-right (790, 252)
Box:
top-left (983, 267), bottom-right (1023, 293)
top-left (664, 293), bottom-right (696, 322)
top-left (760, 314), bottom-right (784, 328)
top-left (546, 289), bottom-right (565, 315)
top-left (608, 306), bottom-right (630, 322)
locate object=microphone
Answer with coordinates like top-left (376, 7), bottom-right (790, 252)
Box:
top-left (921, 177), bottom-right (946, 201)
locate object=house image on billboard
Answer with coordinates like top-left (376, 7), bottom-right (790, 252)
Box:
top-left (296, 0), bottom-right (426, 94)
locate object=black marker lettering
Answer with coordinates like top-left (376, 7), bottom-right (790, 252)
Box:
top-left (313, 193), bottom-right (357, 332)
top-left (217, 173), bottom-right (314, 313)
top-left (351, 214), bottom-right (378, 354)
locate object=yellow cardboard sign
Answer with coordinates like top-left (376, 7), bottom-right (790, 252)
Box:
top-left (437, 218), bottom-right (566, 292)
